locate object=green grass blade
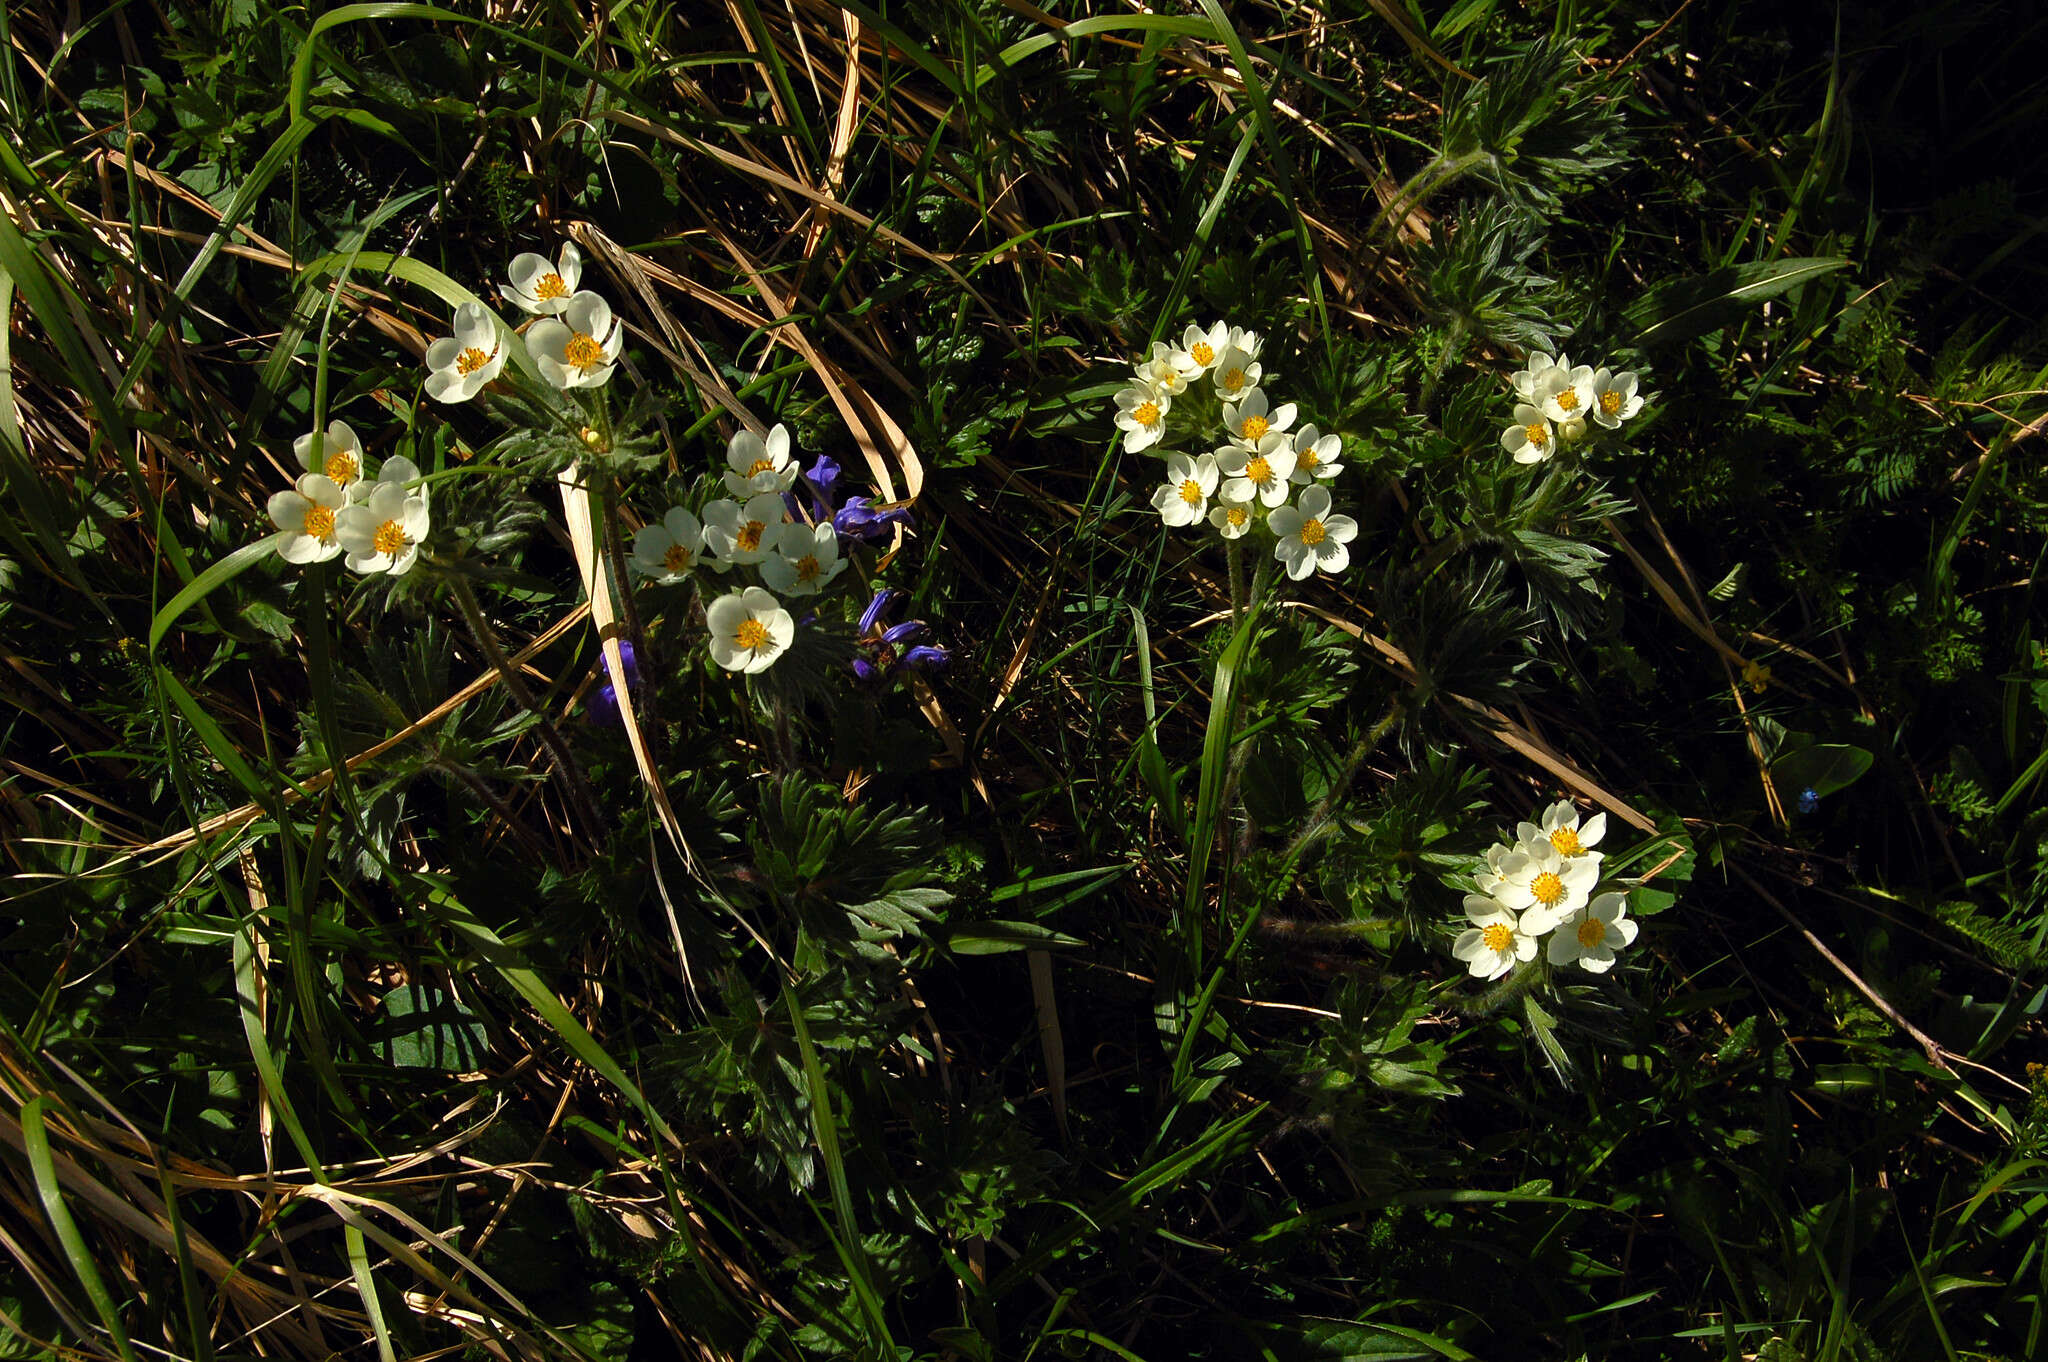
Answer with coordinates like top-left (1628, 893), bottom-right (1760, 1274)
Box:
top-left (19, 1098), bottom-right (140, 1362)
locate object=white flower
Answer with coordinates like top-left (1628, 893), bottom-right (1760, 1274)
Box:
top-left (1475, 839), bottom-right (1597, 936)
top-left (1210, 345), bottom-right (1262, 400)
top-left (1113, 384), bottom-right (1171, 454)
top-left (1150, 452), bottom-right (1220, 528)
top-left (702, 493), bottom-right (787, 568)
top-left (1558, 414), bottom-right (1589, 445)
top-left (1226, 325), bottom-right (1264, 361)
top-left (1500, 403), bottom-right (1555, 464)
top-left (527, 291), bottom-right (623, 389)
top-left (1453, 895), bottom-right (1538, 980)
top-left (294, 420), bottom-right (367, 497)
top-left (267, 474), bottom-right (348, 564)
top-left (631, 507), bottom-right (706, 583)
top-left (504, 243), bottom-right (583, 316)
top-left (1516, 799), bottom-right (1607, 866)
top-left (1267, 485), bottom-right (1358, 581)
top-left (1223, 387), bottom-right (1296, 448)
top-left (722, 424), bottom-right (801, 498)
top-left (368, 454), bottom-right (426, 507)
top-left (1590, 368), bottom-right (1644, 428)
top-left (334, 481), bottom-right (429, 576)
top-left (1208, 482), bottom-right (1255, 539)
top-left (1134, 343), bottom-right (1189, 398)
top-left (1538, 364), bottom-right (1596, 426)
top-left (705, 586), bottom-right (794, 674)
top-left (1217, 440), bottom-right (1296, 508)
top-left (760, 521), bottom-right (847, 596)
top-left (1170, 322), bottom-right (1229, 378)
top-left (1511, 350), bottom-right (1569, 403)
top-left (1287, 424), bottom-right (1343, 484)
top-left (1546, 891), bottom-right (1640, 973)
top-left (424, 302), bottom-right (506, 404)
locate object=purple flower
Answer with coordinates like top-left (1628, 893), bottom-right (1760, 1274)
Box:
top-left (833, 495), bottom-right (915, 543)
top-left (851, 591), bottom-right (952, 683)
top-left (587, 640), bottom-right (641, 726)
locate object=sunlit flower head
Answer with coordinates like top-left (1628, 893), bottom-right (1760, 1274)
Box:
top-left (334, 482), bottom-right (429, 576)
top-left (1538, 364), bottom-right (1596, 426)
top-left (1114, 384), bottom-right (1171, 454)
top-left (1286, 424), bottom-right (1343, 485)
top-left (1500, 403), bottom-right (1554, 465)
top-left (1546, 891), bottom-right (1640, 973)
top-left (1453, 894), bottom-right (1538, 980)
top-left (1223, 387), bottom-right (1296, 448)
top-left (1226, 325), bottom-right (1263, 361)
top-left (293, 420), bottom-right (367, 497)
top-left (1170, 321), bottom-right (1230, 378)
top-left (368, 455), bottom-right (426, 507)
top-left (1516, 799), bottom-right (1607, 866)
top-left (504, 243), bottom-right (583, 316)
top-left (268, 474), bottom-right (348, 564)
top-left (1208, 482), bottom-right (1256, 540)
top-left (1267, 485), bottom-right (1358, 581)
top-left (1151, 452), bottom-right (1220, 528)
top-left (424, 302), bottom-right (505, 404)
top-left (1590, 368), bottom-right (1644, 428)
top-left (1512, 350), bottom-right (1569, 403)
top-left (702, 493), bottom-right (788, 569)
top-left (527, 291), bottom-right (623, 389)
top-left (760, 520), bottom-right (847, 596)
top-left (723, 424), bottom-right (801, 498)
top-left (630, 506), bottom-right (706, 584)
top-left (705, 586), bottom-right (794, 674)
top-left (1209, 345), bottom-right (1262, 401)
top-left (1134, 342), bottom-right (1190, 398)
top-left (1217, 440), bottom-right (1296, 508)
top-left (1475, 839), bottom-right (1596, 937)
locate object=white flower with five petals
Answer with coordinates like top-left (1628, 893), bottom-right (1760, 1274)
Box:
top-left (1223, 387), bottom-right (1296, 448)
top-left (760, 521), bottom-right (847, 596)
top-left (1453, 895), bottom-right (1538, 980)
top-left (1113, 385), bottom-right (1171, 454)
top-left (1151, 452), bottom-right (1219, 528)
top-left (334, 481), bottom-right (429, 576)
top-left (527, 292), bottom-right (623, 389)
top-left (1210, 345), bottom-right (1262, 401)
top-left (1546, 892), bottom-right (1640, 973)
top-left (1208, 482), bottom-right (1256, 539)
top-left (1590, 368), bottom-right (1644, 428)
top-left (1516, 800), bottom-right (1607, 867)
top-left (504, 243), bottom-right (583, 316)
top-left (424, 303), bottom-right (506, 404)
top-left (1287, 425), bottom-right (1343, 485)
top-left (1134, 343), bottom-right (1189, 398)
top-left (702, 493), bottom-right (788, 569)
top-left (1267, 485), bottom-right (1357, 581)
top-left (1475, 839), bottom-right (1596, 936)
top-left (1217, 440), bottom-right (1296, 507)
top-left (1500, 404), bottom-right (1555, 464)
top-left (631, 507), bottom-right (707, 583)
top-left (1538, 364), bottom-right (1596, 426)
top-left (1170, 322), bottom-right (1229, 378)
top-left (294, 421), bottom-right (368, 498)
top-left (705, 587), bottom-right (794, 674)
top-left (722, 424), bottom-right (801, 498)
top-left (268, 474), bottom-right (348, 564)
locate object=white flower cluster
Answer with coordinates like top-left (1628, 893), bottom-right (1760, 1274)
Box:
top-left (629, 424), bottom-right (845, 674)
top-left (1498, 351), bottom-right (1645, 464)
top-left (1452, 800), bottom-right (1641, 980)
top-left (1119, 321), bottom-right (1358, 582)
top-left (265, 419), bottom-right (432, 576)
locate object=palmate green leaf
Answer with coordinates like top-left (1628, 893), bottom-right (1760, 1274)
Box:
top-left (1629, 256), bottom-right (1852, 349)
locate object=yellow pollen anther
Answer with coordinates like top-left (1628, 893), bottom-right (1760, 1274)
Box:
top-left (1132, 400), bottom-right (1160, 426)
top-left (1576, 918), bottom-right (1607, 949)
top-left (535, 272), bottom-right (570, 300)
top-left (302, 505), bottom-right (336, 540)
top-left (563, 332), bottom-right (605, 369)
top-left (1179, 479), bottom-right (1204, 505)
top-left (1481, 923), bottom-right (1515, 953)
top-left (734, 618), bottom-right (772, 650)
top-left (1226, 507), bottom-right (1249, 527)
top-left (1555, 387), bottom-right (1580, 412)
top-left (746, 458), bottom-right (777, 477)
top-left (736, 521), bottom-right (765, 553)
top-left (324, 450), bottom-right (359, 484)
top-left (795, 555), bottom-right (822, 582)
top-left (1190, 341), bottom-right (1214, 366)
top-left (663, 544), bottom-right (692, 574)
top-left (1221, 367), bottom-right (1245, 392)
top-left (1531, 872), bottom-right (1566, 908)
top-left (1525, 422), bottom-right (1549, 447)
top-left (1241, 415), bottom-right (1269, 442)
top-left (1245, 457), bottom-right (1272, 484)
top-left (1550, 827), bottom-right (1584, 856)
top-left (1299, 518), bottom-right (1326, 547)
top-left (371, 520), bottom-right (408, 557)
top-left (455, 345), bottom-right (493, 375)
top-left (1297, 446), bottom-right (1318, 469)
top-left (1599, 390), bottom-right (1623, 415)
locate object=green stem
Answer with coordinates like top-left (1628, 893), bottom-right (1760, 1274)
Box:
top-left (1281, 696), bottom-right (1405, 865)
top-left (1226, 536), bottom-right (1247, 623)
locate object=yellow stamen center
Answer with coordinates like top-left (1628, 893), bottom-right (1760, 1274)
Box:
top-left (1241, 415), bottom-right (1269, 443)
top-left (535, 272), bottom-right (570, 300)
top-left (1576, 917), bottom-right (1607, 949)
top-left (323, 450), bottom-right (359, 484)
top-left (736, 521), bottom-right (765, 553)
top-left (455, 345), bottom-right (494, 376)
top-left (1245, 457), bottom-right (1272, 484)
top-left (1190, 341), bottom-right (1214, 366)
top-left (1297, 445), bottom-right (1318, 469)
top-left (301, 504), bottom-right (336, 540)
top-left (1531, 872), bottom-right (1566, 908)
top-left (1132, 400), bottom-right (1160, 427)
top-left (663, 543), bottom-right (692, 574)
top-left (1481, 923), bottom-right (1514, 953)
top-left (1299, 518), bottom-right (1326, 547)
top-left (1525, 422), bottom-right (1549, 448)
top-left (563, 332), bottom-right (605, 369)
top-left (795, 555), bottom-right (822, 582)
top-left (1226, 507), bottom-right (1249, 528)
top-left (1178, 479), bottom-right (1204, 506)
top-left (1599, 390), bottom-right (1623, 416)
top-left (1555, 387), bottom-right (1580, 412)
top-left (746, 457), bottom-right (778, 478)
top-left (1221, 367), bottom-right (1245, 392)
top-left (1550, 827), bottom-right (1584, 856)
top-left (734, 618), bottom-right (772, 650)
top-left (371, 520), bottom-right (408, 557)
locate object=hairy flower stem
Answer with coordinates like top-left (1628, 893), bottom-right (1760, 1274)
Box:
top-left (1226, 537), bottom-right (1247, 622)
top-left (445, 568), bottom-right (606, 835)
top-left (1279, 696), bottom-right (1405, 865)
